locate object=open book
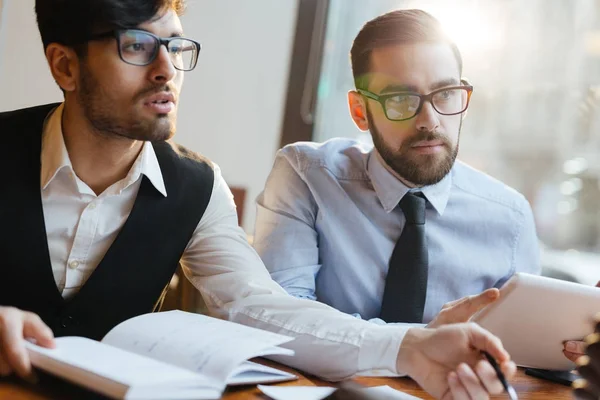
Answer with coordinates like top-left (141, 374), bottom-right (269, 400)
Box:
top-left (25, 310), bottom-right (297, 399)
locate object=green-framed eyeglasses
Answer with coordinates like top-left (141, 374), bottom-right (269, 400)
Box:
top-left (357, 85), bottom-right (474, 122)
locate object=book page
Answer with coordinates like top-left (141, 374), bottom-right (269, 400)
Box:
top-left (227, 361), bottom-right (296, 385)
top-left (102, 310), bottom-right (294, 383)
top-left (25, 337), bottom-right (222, 397)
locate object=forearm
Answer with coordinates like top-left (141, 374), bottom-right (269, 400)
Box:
top-left (216, 291), bottom-right (407, 380)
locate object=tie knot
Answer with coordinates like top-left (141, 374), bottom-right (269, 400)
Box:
top-left (399, 192), bottom-right (426, 224)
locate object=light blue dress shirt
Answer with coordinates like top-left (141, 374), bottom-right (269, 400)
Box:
top-left (254, 138), bottom-right (541, 323)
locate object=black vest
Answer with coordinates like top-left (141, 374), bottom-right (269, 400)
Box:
top-left (0, 103), bottom-right (214, 340)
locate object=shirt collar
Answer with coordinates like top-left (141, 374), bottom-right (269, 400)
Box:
top-left (40, 102), bottom-right (167, 197)
top-left (366, 148), bottom-right (452, 216)
top-left (138, 141), bottom-right (167, 197)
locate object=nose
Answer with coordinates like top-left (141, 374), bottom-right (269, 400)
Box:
top-left (415, 100), bottom-right (440, 132)
top-left (149, 45), bottom-right (177, 84)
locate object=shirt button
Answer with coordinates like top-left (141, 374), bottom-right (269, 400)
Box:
top-left (68, 260), bottom-right (79, 269)
top-left (60, 315), bottom-right (74, 328)
top-left (88, 203), bottom-right (96, 210)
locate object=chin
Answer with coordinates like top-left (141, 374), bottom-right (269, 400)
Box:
top-left (147, 128), bottom-right (175, 142)
top-left (146, 117), bottom-right (176, 142)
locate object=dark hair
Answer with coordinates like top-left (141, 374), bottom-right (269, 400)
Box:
top-left (35, 0), bottom-right (186, 52)
top-left (350, 9), bottom-right (462, 89)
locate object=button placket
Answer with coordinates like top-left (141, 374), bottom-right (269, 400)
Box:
top-left (65, 198), bottom-right (101, 287)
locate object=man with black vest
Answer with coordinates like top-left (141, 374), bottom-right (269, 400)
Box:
top-left (0, 0), bottom-right (519, 398)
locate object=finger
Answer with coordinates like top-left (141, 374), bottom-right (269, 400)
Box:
top-left (573, 377), bottom-right (600, 399)
top-left (0, 354), bottom-right (12, 377)
top-left (499, 360), bottom-right (517, 380)
top-left (447, 371), bottom-right (471, 400)
top-left (453, 290), bottom-right (500, 321)
top-left (586, 333), bottom-right (600, 347)
top-left (565, 341), bottom-right (587, 356)
top-left (22, 313), bottom-right (55, 348)
top-left (456, 363), bottom-right (489, 400)
top-left (0, 315), bottom-right (31, 378)
top-left (578, 364), bottom-right (600, 389)
top-left (441, 298), bottom-right (462, 311)
top-left (584, 342), bottom-right (600, 375)
top-left (474, 359), bottom-right (503, 395)
top-left (578, 356), bottom-right (600, 386)
top-left (564, 350), bottom-right (585, 363)
top-left (465, 323), bottom-right (510, 364)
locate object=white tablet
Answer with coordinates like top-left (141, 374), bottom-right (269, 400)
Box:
top-left (471, 272), bottom-right (600, 371)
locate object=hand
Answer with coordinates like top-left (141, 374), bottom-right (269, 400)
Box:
top-left (574, 317), bottom-right (600, 400)
top-left (563, 281), bottom-right (600, 363)
top-left (0, 306), bottom-right (55, 379)
top-left (397, 323), bottom-right (516, 400)
top-left (427, 288), bottom-right (500, 329)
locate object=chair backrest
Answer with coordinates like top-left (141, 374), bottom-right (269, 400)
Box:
top-left (229, 186), bottom-right (247, 225)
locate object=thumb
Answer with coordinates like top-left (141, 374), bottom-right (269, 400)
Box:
top-left (22, 314), bottom-right (55, 348)
top-left (596, 281), bottom-right (600, 288)
top-left (467, 323), bottom-right (510, 363)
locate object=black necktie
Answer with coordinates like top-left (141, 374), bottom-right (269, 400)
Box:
top-left (379, 192), bottom-right (428, 323)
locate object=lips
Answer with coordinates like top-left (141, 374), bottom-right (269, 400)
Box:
top-left (144, 92), bottom-right (176, 106)
top-left (412, 140), bottom-right (445, 148)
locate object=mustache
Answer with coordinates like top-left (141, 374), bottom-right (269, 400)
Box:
top-left (405, 130), bottom-right (452, 147)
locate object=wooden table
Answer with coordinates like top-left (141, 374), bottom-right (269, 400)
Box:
top-left (0, 365), bottom-right (573, 399)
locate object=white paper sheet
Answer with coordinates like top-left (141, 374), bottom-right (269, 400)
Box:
top-left (258, 384), bottom-right (422, 400)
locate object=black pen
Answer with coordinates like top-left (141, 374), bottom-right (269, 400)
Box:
top-left (482, 351), bottom-right (518, 400)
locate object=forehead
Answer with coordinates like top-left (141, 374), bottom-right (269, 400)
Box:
top-left (368, 43), bottom-right (461, 92)
top-left (138, 9), bottom-right (183, 36)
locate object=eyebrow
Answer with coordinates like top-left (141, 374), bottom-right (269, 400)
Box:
top-left (380, 78), bottom-right (461, 94)
top-left (134, 28), bottom-right (185, 38)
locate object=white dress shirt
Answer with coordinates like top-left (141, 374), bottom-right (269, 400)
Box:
top-left (39, 104), bottom-right (406, 380)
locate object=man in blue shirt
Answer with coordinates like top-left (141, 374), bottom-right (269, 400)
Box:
top-left (255, 9), bottom-right (587, 363)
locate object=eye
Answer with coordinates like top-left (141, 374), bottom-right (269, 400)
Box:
top-left (170, 46), bottom-right (183, 54)
top-left (123, 42), bottom-right (149, 52)
top-left (389, 95), bottom-right (410, 104)
top-left (439, 90), bottom-right (452, 99)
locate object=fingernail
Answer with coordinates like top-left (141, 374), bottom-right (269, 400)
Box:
top-left (448, 372), bottom-right (458, 382)
top-left (565, 341), bottom-right (578, 352)
top-left (585, 333), bottom-right (600, 345)
top-left (572, 378), bottom-right (588, 390)
top-left (576, 355), bottom-right (590, 367)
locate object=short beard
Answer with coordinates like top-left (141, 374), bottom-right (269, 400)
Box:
top-left (367, 106), bottom-right (459, 186)
top-left (78, 63), bottom-right (175, 142)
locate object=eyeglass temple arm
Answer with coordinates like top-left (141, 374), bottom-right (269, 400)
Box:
top-left (356, 89), bottom-right (379, 101)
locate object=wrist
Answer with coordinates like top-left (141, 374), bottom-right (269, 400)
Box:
top-left (396, 327), bottom-right (432, 377)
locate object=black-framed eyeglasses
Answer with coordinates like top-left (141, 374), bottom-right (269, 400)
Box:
top-left (357, 85), bottom-right (474, 122)
top-left (88, 29), bottom-right (202, 71)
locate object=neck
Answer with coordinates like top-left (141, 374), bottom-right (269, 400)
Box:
top-left (61, 102), bottom-right (144, 195)
top-left (375, 151), bottom-right (421, 188)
